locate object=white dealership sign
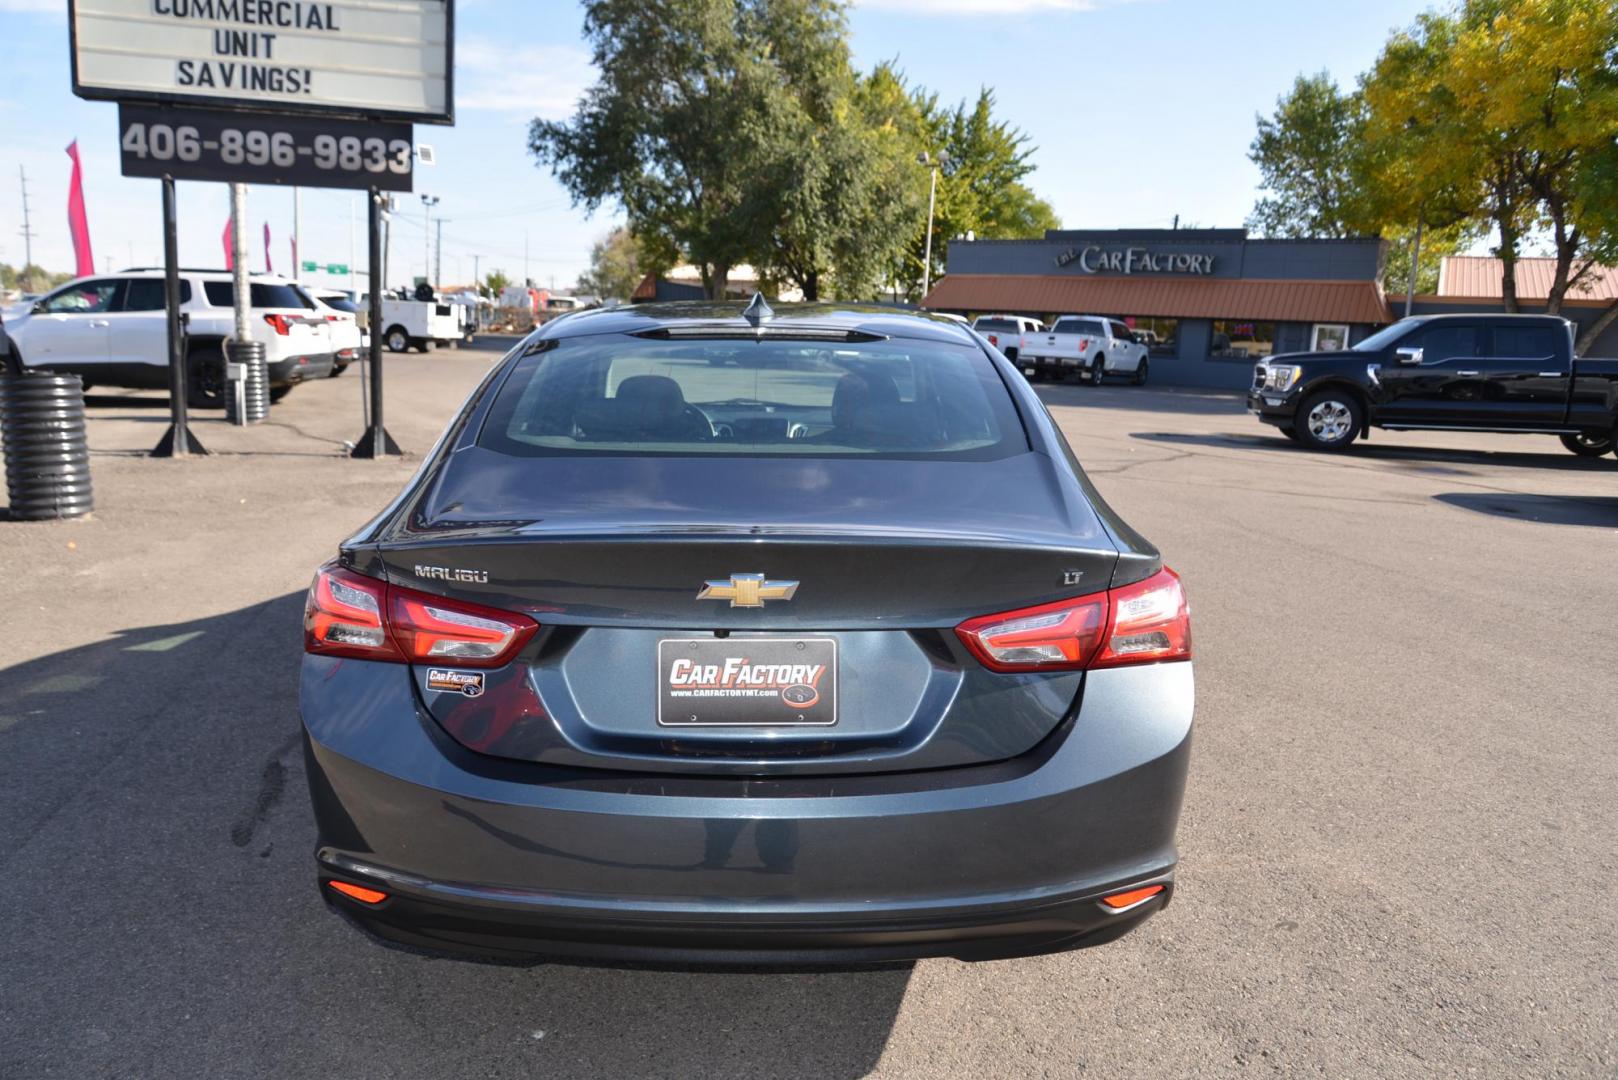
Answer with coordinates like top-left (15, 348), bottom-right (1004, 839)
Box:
top-left (70, 0), bottom-right (453, 123)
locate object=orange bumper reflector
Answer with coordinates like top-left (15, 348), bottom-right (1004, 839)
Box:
top-left (328, 880), bottom-right (387, 905)
top-left (1101, 884), bottom-right (1164, 910)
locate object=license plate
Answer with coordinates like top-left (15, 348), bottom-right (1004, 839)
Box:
top-left (657, 638), bottom-right (837, 727)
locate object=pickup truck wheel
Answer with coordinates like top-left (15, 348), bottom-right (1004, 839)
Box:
top-left (384, 326), bottom-right (410, 352)
top-left (1296, 391), bottom-right (1362, 452)
top-left (1086, 359), bottom-right (1104, 386)
top-left (186, 346), bottom-right (226, 409)
top-left (1559, 431), bottom-right (1615, 458)
top-left (1133, 358), bottom-right (1149, 385)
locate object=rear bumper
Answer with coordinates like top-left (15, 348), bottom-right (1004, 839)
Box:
top-left (301, 659), bottom-right (1193, 965)
top-left (1020, 356), bottom-right (1082, 378)
top-left (268, 351), bottom-right (335, 385)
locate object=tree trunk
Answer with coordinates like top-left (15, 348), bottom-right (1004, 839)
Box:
top-left (802, 270), bottom-right (820, 302)
top-left (706, 261), bottom-right (731, 301)
top-left (1543, 207), bottom-right (1579, 316)
top-left (1497, 221), bottom-right (1520, 314)
top-left (1576, 298), bottom-right (1618, 357)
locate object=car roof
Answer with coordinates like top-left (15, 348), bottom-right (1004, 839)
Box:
top-left (65, 268), bottom-right (295, 284)
top-left (536, 300), bottom-right (978, 346)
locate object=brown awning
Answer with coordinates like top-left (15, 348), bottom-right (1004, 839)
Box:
top-left (922, 274), bottom-right (1391, 325)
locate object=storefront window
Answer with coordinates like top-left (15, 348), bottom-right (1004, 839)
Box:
top-left (1123, 316), bottom-right (1179, 354)
top-left (1310, 324), bottom-right (1349, 351)
top-left (1212, 320), bottom-right (1275, 358)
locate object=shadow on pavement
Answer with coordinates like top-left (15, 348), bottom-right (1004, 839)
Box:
top-left (1432, 492), bottom-right (1618, 528)
top-left (1036, 383), bottom-right (1246, 417)
top-left (0, 591), bottom-right (910, 1078)
top-left (1133, 429), bottom-right (1618, 473)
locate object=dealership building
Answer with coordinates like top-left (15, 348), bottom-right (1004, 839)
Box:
top-left (922, 228), bottom-right (1618, 389)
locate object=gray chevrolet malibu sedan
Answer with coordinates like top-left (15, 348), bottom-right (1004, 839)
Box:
top-left (301, 299), bottom-right (1193, 964)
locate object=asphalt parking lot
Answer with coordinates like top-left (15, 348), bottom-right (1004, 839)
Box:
top-left (2, 344), bottom-right (1615, 1078)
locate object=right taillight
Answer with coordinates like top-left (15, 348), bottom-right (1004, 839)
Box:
top-left (955, 567), bottom-right (1190, 673)
top-left (1089, 567), bottom-right (1191, 668)
top-left (303, 562), bottom-right (538, 668)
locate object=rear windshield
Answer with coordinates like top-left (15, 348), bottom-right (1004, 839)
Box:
top-left (973, 318), bottom-right (1017, 333)
top-left (478, 333), bottom-right (1027, 459)
top-left (309, 291), bottom-right (360, 313)
top-left (202, 281), bottom-right (311, 309)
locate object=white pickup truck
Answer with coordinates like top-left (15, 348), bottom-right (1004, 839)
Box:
top-left (1023, 315), bottom-right (1151, 385)
top-left (970, 315), bottom-right (1044, 367)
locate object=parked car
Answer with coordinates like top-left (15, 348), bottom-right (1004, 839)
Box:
top-left (1248, 313), bottom-right (1618, 455)
top-left (3, 270), bottom-right (334, 405)
top-left (970, 314), bottom-right (1043, 366)
top-left (302, 287), bottom-right (364, 376)
top-left (301, 299), bottom-right (1194, 964)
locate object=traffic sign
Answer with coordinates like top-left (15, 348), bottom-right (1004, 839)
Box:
top-left (303, 261), bottom-right (350, 274)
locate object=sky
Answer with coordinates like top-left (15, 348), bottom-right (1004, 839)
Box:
top-left (0, 0), bottom-right (1427, 294)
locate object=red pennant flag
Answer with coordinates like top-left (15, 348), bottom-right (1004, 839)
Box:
top-left (65, 140), bottom-right (95, 277)
top-left (222, 215), bottom-right (234, 270)
top-left (263, 221), bottom-right (273, 273)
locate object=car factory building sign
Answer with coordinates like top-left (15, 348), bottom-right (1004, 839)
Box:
top-left (1055, 245), bottom-right (1215, 275)
top-left (71, 0), bottom-right (453, 122)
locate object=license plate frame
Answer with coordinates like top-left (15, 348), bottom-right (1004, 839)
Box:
top-left (657, 637), bottom-right (838, 727)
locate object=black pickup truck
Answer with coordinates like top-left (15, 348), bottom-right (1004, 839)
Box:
top-left (1248, 314), bottom-right (1618, 456)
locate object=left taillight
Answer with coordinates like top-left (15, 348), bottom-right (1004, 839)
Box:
top-left (303, 563), bottom-right (538, 668)
top-left (955, 567), bottom-right (1191, 673)
top-left (263, 313), bottom-right (294, 335)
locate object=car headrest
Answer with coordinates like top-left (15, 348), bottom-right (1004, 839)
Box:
top-left (831, 370), bottom-right (901, 429)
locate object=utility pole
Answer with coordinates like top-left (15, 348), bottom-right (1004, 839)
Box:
top-left (419, 194), bottom-right (439, 287)
top-left (524, 231), bottom-right (529, 285)
top-left (293, 186), bottom-right (302, 278)
top-left (348, 197), bottom-right (357, 293)
top-left (18, 166), bottom-right (36, 271)
top-left (434, 217), bottom-right (448, 286)
top-left (472, 253), bottom-right (480, 296)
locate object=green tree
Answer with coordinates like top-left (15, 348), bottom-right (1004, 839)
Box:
top-left (484, 269), bottom-right (512, 300)
top-left (892, 86), bottom-right (1059, 302)
top-left (576, 226), bottom-right (652, 300)
top-left (1360, 1), bottom-right (1618, 314)
top-left (752, 57), bottom-right (926, 300)
top-left (530, 0), bottom-right (803, 299)
top-left (1246, 73), bottom-right (1366, 238)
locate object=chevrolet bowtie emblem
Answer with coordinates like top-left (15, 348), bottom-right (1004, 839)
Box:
top-left (697, 573), bottom-right (800, 608)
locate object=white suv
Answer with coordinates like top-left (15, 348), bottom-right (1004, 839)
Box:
top-left (301, 286), bottom-right (364, 376)
top-left (4, 270), bottom-right (335, 406)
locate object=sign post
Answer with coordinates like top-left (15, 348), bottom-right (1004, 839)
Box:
top-left (150, 174), bottom-right (206, 457)
top-left (350, 188), bottom-right (399, 458)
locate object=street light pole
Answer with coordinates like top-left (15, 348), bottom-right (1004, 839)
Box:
top-left (918, 150), bottom-right (950, 302)
top-left (420, 193), bottom-right (439, 288)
